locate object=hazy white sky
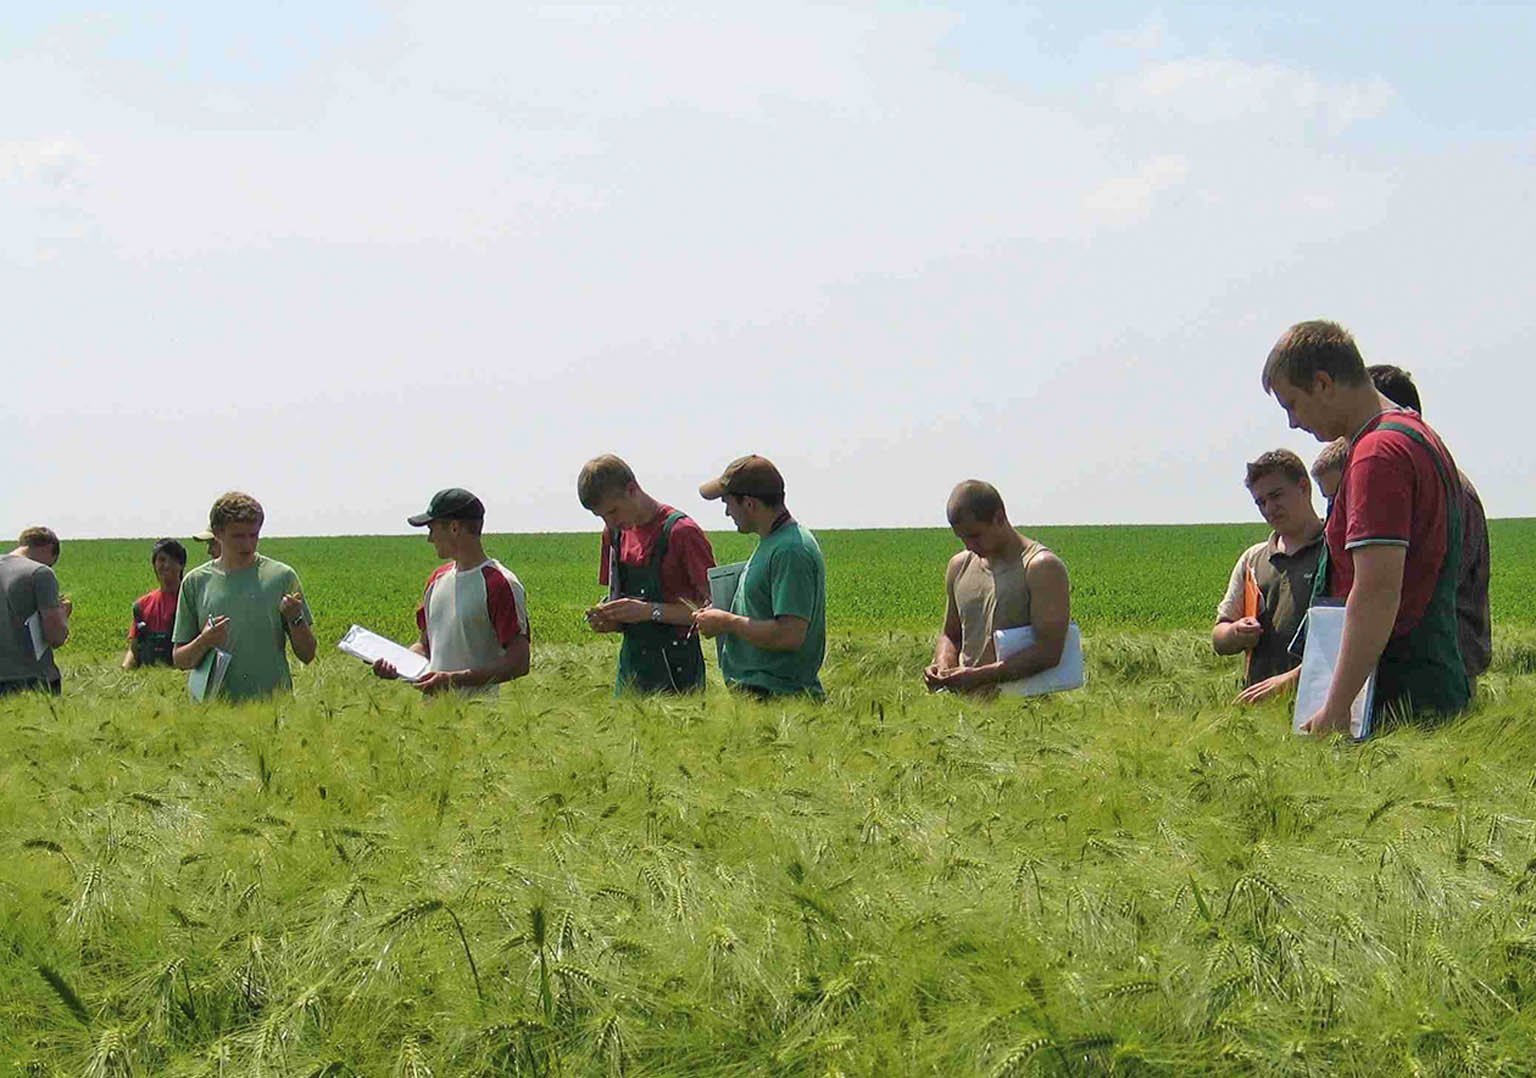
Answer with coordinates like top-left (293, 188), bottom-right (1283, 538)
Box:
top-left (5, 2), bottom-right (1533, 538)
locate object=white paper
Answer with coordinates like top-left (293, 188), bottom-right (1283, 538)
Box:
top-left (189, 647), bottom-right (231, 703)
top-left (707, 562), bottom-right (748, 612)
top-left (1292, 604), bottom-right (1374, 738)
top-left (337, 624), bottom-right (430, 682)
top-left (994, 622), bottom-right (1085, 697)
top-left (24, 612), bottom-right (46, 660)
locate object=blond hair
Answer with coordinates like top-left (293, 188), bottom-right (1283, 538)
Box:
top-left (577, 455), bottom-right (637, 510)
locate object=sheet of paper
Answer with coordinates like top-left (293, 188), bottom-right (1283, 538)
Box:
top-left (24, 612), bottom-right (46, 660)
top-left (707, 562), bottom-right (748, 612)
top-left (994, 622), bottom-right (1085, 697)
top-left (337, 624), bottom-right (430, 682)
top-left (1292, 604), bottom-right (1374, 738)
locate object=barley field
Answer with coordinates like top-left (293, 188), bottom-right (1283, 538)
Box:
top-left (6, 523), bottom-right (1536, 1076)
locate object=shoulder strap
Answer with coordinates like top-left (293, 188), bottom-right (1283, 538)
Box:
top-left (651, 511), bottom-right (687, 568)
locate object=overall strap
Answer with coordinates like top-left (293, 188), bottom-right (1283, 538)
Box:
top-left (650, 511), bottom-right (687, 570)
top-left (1376, 420), bottom-right (1462, 536)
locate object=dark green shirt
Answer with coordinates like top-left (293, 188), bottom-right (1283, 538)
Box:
top-left (722, 520), bottom-right (826, 697)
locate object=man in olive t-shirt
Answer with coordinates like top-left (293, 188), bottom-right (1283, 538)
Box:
top-left (172, 492), bottom-right (316, 701)
top-left (692, 455), bottom-right (826, 698)
top-left (0, 527), bottom-right (70, 694)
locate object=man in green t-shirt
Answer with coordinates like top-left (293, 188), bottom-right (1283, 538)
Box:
top-left (692, 455), bottom-right (826, 698)
top-left (172, 492), bottom-right (316, 701)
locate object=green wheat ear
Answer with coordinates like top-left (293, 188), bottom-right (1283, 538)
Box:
top-left (34, 962), bottom-right (91, 1025)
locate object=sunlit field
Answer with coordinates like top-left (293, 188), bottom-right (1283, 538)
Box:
top-left (6, 523), bottom-right (1536, 1075)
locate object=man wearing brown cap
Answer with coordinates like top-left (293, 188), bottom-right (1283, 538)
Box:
top-left (692, 455), bottom-right (826, 698)
top-left (371, 488), bottom-right (531, 695)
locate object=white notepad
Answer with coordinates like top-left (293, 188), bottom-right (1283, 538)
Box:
top-left (337, 624), bottom-right (429, 682)
top-left (707, 562), bottom-right (748, 612)
top-left (1292, 604), bottom-right (1374, 739)
top-left (24, 612), bottom-right (46, 660)
top-left (994, 622), bottom-right (1085, 697)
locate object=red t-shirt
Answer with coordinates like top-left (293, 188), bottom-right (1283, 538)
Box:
top-left (1326, 410), bottom-right (1459, 637)
top-left (129, 589), bottom-right (178, 638)
top-left (597, 506), bottom-right (715, 605)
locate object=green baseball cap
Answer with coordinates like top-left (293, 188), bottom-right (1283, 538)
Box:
top-left (408, 488), bottom-right (486, 527)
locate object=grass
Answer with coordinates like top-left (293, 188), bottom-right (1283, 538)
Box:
top-left (5, 523), bottom-right (1536, 1074)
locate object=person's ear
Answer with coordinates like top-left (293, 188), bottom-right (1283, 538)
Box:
top-left (1312, 371), bottom-right (1335, 396)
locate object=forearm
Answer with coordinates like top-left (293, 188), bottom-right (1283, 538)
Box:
top-left (1212, 622), bottom-right (1242, 655)
top-left (288, 622), bottom-right (318, 664)
top-left (121, 648), bottom-right (138, 671)
top-left (727, 614), bottom-right (804, 652)
top-left (454, 639), bottom-right (530, 686)
top-left (172, 636), bottom-right (212, 669)
top-left (933, 633), bottom-right (961, 669)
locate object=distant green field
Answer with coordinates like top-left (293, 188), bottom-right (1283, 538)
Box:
top-left (8, 523), bottom-right (1536, 1074)
top-left (42, 519), bottom-right (1536, 658)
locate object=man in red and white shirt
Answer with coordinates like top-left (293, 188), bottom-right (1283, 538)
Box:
top-left (373, 488), bottom-right (530, 695)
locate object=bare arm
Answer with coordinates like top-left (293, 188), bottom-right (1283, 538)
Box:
top-left (173, 617), bottom-right (228, 670)
top-left (1303, 544), bottom-right (1404, 734)
top-left (415, 635), bottom-right (530, 693)
top-left (704, 612), bottom-right (808, 652)
top-left (1213, 618), bottom-right (1263, 655)
top-left (931, 555), bottom-right (964, 672)
top-left (40, 606), bottom-right (69, 649)
top-left (122, 647), bottom-right (138, 671)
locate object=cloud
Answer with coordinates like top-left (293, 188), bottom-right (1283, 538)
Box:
top-left (0, 136), bottom-right (94, 186)
top-left (1083, 154), bottom-right (1189, 221)
top-left (1108, 13), bottom-right (1169, 52)
top-left (1125, 58), bottom-right (1395, 134)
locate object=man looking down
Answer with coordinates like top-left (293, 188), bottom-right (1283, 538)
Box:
top-left (1262, 320), bottom-right (1469, 732)
top-left (0, 527), bottom-right (70, 696)
top-left (925, 481), bottom-right (1071, 695)
top-left (692, 455), bottom-right (826, 699)
top-left (577, 455), bottom-right (714, 694)
top-left (1215, 451), bottom-right (1324, 704)
top-left (371, 488), bottom-right (530, 695)
top-left (172, 492), bottom-right (316, 701)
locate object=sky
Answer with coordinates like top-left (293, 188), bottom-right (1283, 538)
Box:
top-left (4, 1), bottom-right (1533, 539)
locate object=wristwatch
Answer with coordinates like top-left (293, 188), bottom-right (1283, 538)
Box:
top-left (650, 603), bottom-right (664, 623)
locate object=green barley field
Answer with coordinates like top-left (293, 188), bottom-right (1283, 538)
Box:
top-left (7, 522), bottom-right (1536, 1076)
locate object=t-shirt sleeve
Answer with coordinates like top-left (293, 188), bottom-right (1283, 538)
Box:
top-left (1344, 434), bottom-right (1415, 550)
top-left (667, 519), bottom-right (716, 603)
top-left (33, 567), bottom-right (60, 611)
top-left (769, 546), bottom-right (820, 621)
top-left (482, 566), bottom-right (530, 647)
top-left (1215, 550), bottom-right (1250, 621)
top-left (171, 577), bottom-right (198, 644)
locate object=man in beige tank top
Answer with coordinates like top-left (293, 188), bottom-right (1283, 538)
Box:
top-left (924, 480), bottom-right (1071, 695)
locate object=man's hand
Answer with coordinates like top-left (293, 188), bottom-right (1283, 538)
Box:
top-left (59, 596), bottom-right (73, 619)
top-left (1234, 667), bottom-right (1299, 705)
top-left (587, 598), bottom-right (648, 631)
top-left (1228, 616), bottom-right (1263, 650)
top-left (279, 591), bottom-right (306, 624)
top-left (372, 658), bottom-right (399, 680)
top-left (692, 607), bottom-right (738, 639)
top-left (1300, 704), bottom-right (1350, 736)
top-left (413, 670), bottom-right (460, 695)
top-left (925, 664), bottom-right (996, 694)
top-left (923, 662), bottom-right (958, 691)
top-left (201, 616), bottom-right (230, 648)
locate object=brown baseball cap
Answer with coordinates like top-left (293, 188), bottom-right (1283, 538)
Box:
top-left (699, 455), bottom-right (785, 501)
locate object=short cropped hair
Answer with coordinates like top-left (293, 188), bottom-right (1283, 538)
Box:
top-left (1369, 364), bottom-right (1422, 413)
top-left (577, 455), bottom-right (637, 511)
top-left (1311, 438), bottom-right (1349, 479)
top-left (19, 526), bottom-right (60, 557)
top-left (1245, 449), bottom-right (1308, 489)
top-left (151, 538), bottom-right (188, 567)
top-left (209, 492), bottom-right (265, 531)
top-left (946, 480), bottom-right (1007, 526)
top-left (1262, 320), bottom-right (1369, 394)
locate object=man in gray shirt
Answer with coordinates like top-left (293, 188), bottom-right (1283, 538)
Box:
top-left (1, 526), bottom-right (71, 695)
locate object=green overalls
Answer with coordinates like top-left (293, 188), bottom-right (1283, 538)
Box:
top-left (1312, 418), bottom-right (1469, 724)
top-left (613, 511), bottom-right (707, 694)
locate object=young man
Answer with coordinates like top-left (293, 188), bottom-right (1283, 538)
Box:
top-left (193, 528), bottom-right (221, 562)
top-left (925, 481), bottom-right (1071, 694)
top-left (122, 538), bottom-right (188, 669)
top-left (1368, 364), bottom-right (1491, 687)
top-left (1311, 439), bottom-right (1349, 503)
top-left (172, 492), bottom-right (317, 701)
top-left (1213, 452), bottom-right (1325, 703)
top-left (576, 455), bottom-right (715, 693)
top-left (1262, 321), bottom-right (1469, 731)
top-left (372, 488), bottom-right (530, 694)
top-left (692, 455), bottom-right (826, 699)
top-left (0, 527), bottom-right (70, 696)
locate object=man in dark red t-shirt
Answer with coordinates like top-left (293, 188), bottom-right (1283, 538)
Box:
top-left (1262, 320), bottom-right (1469, 732)
top-left (122, 538), bottom-right (188, 669)
top-left (577, 454), bottom-right (716, 693)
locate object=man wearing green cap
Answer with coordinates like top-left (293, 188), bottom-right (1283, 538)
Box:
top-left (692, 455), bottom-right (826, 698)
top-left (371, 488), bottom-right (530, 695)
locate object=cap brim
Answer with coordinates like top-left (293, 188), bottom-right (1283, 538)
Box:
top-left (699, 477), bottom-right (727, 500)
top-left (406, 512), bottom-right (434, 527)
top-left (193, 530), bottom-right (214, 541)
